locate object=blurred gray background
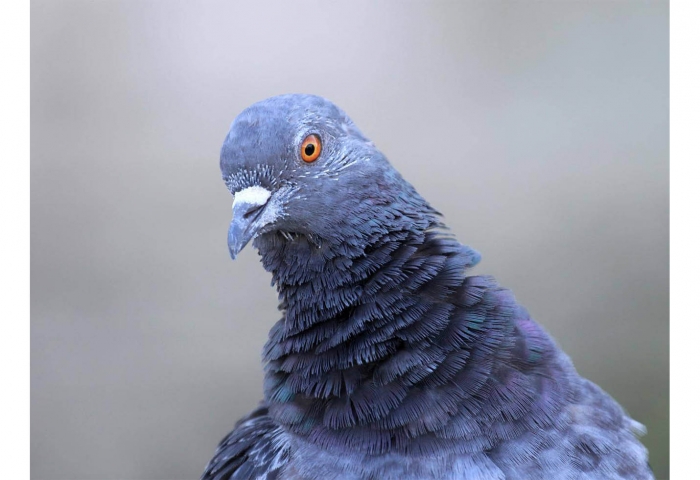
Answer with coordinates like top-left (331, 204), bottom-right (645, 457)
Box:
top-left (31, 1), bottom-right (669, 479)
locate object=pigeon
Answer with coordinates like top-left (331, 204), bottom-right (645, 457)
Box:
top-left (201, 94), bottom-right (653, 480)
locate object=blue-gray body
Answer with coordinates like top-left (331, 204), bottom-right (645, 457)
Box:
top-left (202, 95), bottom-right (653, 480)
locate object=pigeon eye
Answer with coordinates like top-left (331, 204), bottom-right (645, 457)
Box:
top-left (300, 134), bottom-right (322, 163)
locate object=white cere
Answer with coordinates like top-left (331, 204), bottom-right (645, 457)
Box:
top-left (232, 185), bottom-right (271, 209)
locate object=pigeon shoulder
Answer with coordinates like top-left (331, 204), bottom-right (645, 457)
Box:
top-left (493, 378), bottom-right (654, 479)
top-left (484, 312), bottom-right (654, 479)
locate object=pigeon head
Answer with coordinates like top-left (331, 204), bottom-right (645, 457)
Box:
top-left (221, 94), bottom-right (436, 260)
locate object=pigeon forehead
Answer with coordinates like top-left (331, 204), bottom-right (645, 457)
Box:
top-left (233, 94), bottom-right (347, 133)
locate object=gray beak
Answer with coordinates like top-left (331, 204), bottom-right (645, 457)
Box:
top-left (227, 186), bottom-right (272, 259)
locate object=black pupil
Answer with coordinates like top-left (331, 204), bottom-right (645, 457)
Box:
top-left (304, 143), bottom-right (315, 157)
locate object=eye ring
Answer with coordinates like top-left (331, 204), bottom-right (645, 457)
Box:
top-left (300, 134), bottom-right (322, 163)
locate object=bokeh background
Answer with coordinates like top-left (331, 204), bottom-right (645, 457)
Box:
top-left (31, 1), bottom-right (669, 479)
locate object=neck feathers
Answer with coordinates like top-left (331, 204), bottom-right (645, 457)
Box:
top-left (256, 222), bottom-right (571, 456)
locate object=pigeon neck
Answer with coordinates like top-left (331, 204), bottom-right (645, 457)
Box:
top-left (255, 223), bottom-right (554, 455)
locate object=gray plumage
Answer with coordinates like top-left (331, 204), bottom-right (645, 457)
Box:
top-left (201, 94), bottom-right (653, 480)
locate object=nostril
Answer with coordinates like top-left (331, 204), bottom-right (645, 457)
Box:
top-left (243, 204), bottom-right (265, 219)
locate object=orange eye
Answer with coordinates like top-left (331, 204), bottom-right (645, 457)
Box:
top-left (300, 134), bottom-right (322, 163)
